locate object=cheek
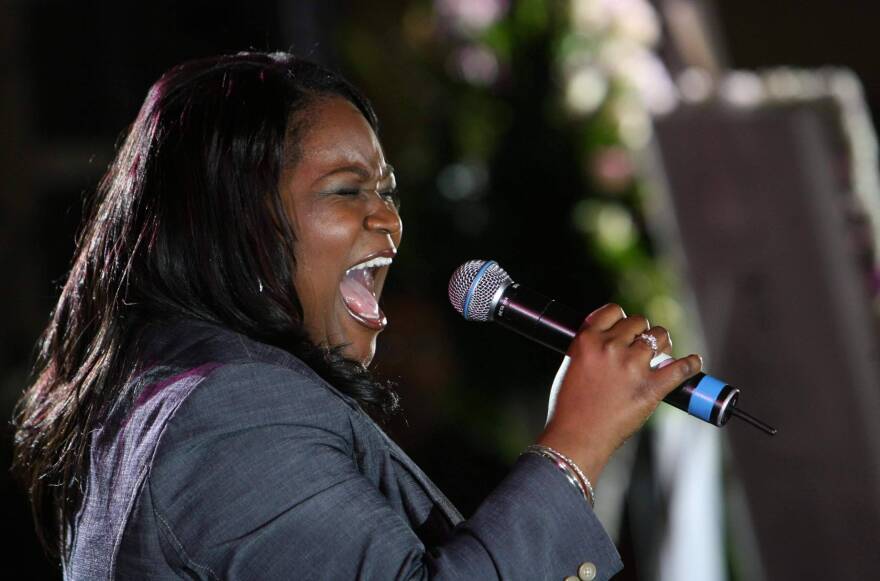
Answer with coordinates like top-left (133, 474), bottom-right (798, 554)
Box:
top-left (298, 211), bottom-right (360, 271)
top-left (290, 214), bottom-right (331, 313)
top-left (291, 205), bottom-right (360, 304)
top-left (292, 204), bottom-right (338, 265)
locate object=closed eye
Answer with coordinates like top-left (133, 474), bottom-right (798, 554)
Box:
top-left (329, 187), bottom-right (400, 210)
top-left (379, 188), bottom-right (401, 210)
top-left (331, 188), bottom-right (362, 197)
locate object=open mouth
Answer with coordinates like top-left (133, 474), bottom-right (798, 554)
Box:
top-left (339, 254), bottom-right (393, 330)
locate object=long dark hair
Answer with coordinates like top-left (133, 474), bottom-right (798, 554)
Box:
top-left (12, 52), bottom-right (399, 557)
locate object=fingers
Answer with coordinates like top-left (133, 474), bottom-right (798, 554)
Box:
top-left (651, 354), bottom-right (703, 397)
top-left (608, 315), bottom-right (650, 344)
top-left (581, 306), bottom-right (674, 364)
top-left (580, 305), bottom-right (688, 391)
top-left (630, 325), bottom-right (672, 357)
top-left (583, 303), bottom-right (626, 332)
top-left (646, 326), bottom-right (672, 353)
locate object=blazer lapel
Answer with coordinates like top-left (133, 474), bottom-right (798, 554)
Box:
top-left (209, 329), bottom-right (467, 527)
top-left (378, 429), bottom-right (465, 526)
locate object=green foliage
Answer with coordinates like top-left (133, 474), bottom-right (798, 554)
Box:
top-left (339, 0), bottom-right (692, 457)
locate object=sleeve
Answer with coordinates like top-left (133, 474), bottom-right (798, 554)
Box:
top-left (147, 362), bottom-right (623, 580)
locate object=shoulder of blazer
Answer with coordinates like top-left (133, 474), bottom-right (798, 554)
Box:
top-left (140, 318), bottom-right (363, 408)
top-left (143, 318), bottom-right (465, 525)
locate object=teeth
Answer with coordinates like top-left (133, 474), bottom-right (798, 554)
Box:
top-left (347, 256), bottom-right (393, 273)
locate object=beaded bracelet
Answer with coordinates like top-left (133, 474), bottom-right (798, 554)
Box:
top-left (524, 444), bottom-right (596, 508)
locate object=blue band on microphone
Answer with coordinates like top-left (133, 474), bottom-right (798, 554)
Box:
top-left (463, 260), bottom-right (496, 319)
top-left (688, 375), bottom-right (726, 421)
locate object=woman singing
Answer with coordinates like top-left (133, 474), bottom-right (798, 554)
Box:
top-left (13, 52), bottom-right (701, 579)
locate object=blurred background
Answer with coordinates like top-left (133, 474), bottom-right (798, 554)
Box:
top-left (3, 0), bottom-right (880, 579)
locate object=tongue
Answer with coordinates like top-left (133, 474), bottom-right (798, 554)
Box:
top-left (340, 269), bottom-right (383, 325)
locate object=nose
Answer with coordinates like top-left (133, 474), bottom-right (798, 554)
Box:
top-left (364, 193), bottom-right (402, 237)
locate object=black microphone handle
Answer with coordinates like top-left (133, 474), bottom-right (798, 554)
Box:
top-left (494, 284), bottom-right (739, 428)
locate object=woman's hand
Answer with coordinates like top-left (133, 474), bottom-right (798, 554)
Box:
top-left (537, 303), bottom-right (702, 484)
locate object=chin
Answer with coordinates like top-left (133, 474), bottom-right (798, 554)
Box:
top-left (332, 302), bottom-right (382, 366)
top-left (331, 322), bottom-right (376, 368)
top-left (351, 335), bottom-right (378, 367)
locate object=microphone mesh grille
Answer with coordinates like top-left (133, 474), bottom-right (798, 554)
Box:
top-left (448, 260), bottom-right (512, 321)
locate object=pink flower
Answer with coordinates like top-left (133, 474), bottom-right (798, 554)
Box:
top-left (435, 0), bottom-right (508, 33)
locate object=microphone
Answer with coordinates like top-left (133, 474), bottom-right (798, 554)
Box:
top-left (448, 259), bottom-right (777, 435)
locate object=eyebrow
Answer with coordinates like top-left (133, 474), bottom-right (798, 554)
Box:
top-left (317, 164), bottom-right (395, 182)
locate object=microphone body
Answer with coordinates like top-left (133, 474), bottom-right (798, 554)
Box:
top-left (496, 283), bottom-right (739, 427)
top-left (451, 259), bottom-right (745, 427)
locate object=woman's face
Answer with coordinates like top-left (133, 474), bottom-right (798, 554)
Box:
top-left (281, 97), bottom-right (402, 366)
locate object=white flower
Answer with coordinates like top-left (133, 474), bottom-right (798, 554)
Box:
top-left (598, 41), bottom-right (678, 114)
top-left (612, 94), bottom-right (653, 149)
top-left (571, 0), bottom-right (660, 45)
top-left (575, 200), bottom-right (638, 253)
top-left (571, 0), bottom-right (610, 33)
top-left (565, 66), bottom-right (610, 115)
top-left (606, 0), bottom-right (661, 47)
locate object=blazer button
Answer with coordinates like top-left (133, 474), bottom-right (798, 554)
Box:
top-left (578, 561), bottom-right (597, 580)
top-left (564, 576), bottom-right (580, 581)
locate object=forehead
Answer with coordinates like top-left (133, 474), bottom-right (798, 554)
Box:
top-left (293, 97), bottom-right (386, 177)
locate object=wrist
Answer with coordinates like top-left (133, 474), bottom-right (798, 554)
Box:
top-left (524, 444), bottom-right (597, 507)
top-left (536, 427), bottom-right (610, 485)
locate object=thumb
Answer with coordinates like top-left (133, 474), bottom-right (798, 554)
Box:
top-left (651, 354), bottom-right (702, 398)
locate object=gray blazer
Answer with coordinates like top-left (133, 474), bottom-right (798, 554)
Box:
top-left (65, 319), bottom-right (623, 579)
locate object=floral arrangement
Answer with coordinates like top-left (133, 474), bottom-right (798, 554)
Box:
top-left (428, 0), bottom-right (689, 336)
